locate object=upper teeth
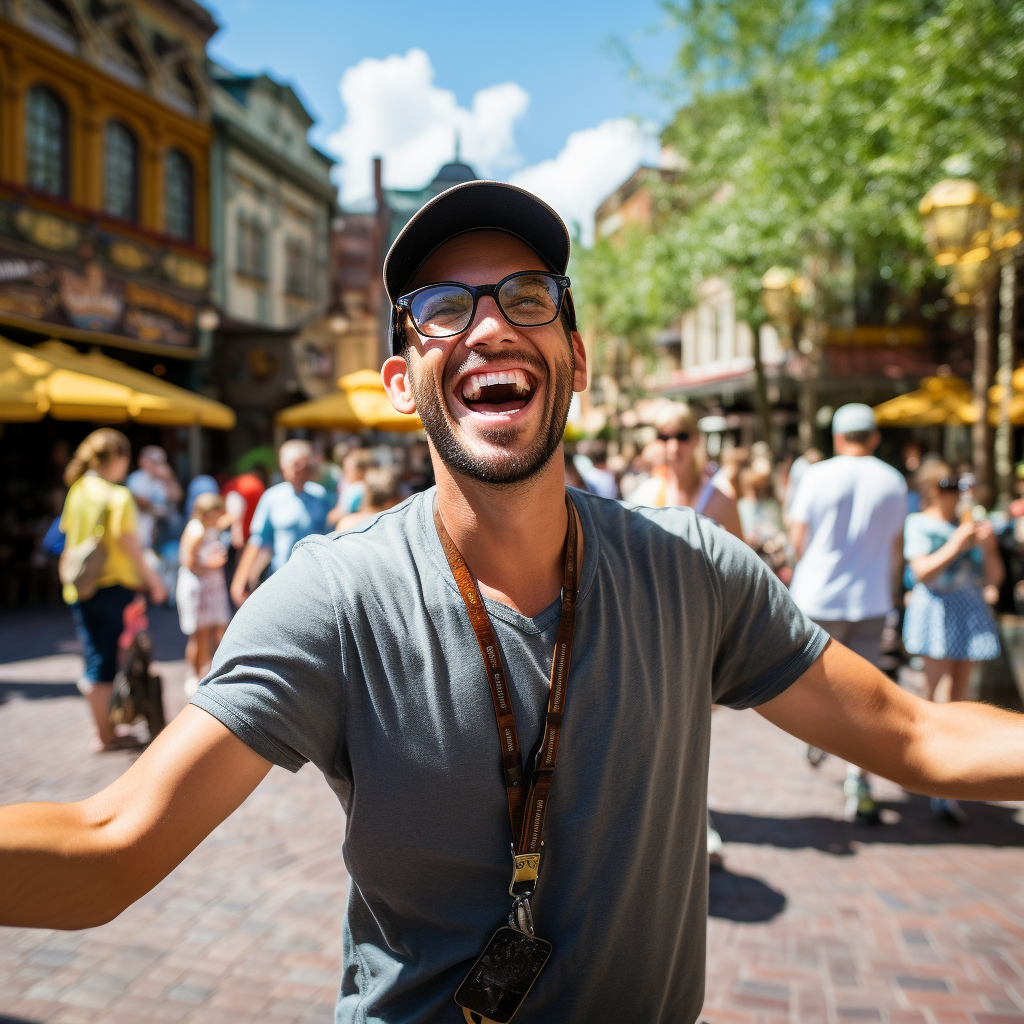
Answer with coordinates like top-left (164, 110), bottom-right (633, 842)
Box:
top-left (462, 369), bottom-right (532, 402)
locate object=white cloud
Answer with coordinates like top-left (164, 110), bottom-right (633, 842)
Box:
top-left (326, 49), bottom-right (661, 245)
top-left (510, 119), bottom-right (661, 245)
top-left (327, 49), bottom-right (529, 205)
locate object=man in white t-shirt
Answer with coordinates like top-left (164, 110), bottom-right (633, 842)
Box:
top-left (788, 403), bottom-right (908, 823)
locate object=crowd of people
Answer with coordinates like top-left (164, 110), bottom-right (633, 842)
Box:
top-left (56, 402), bottom-right (1021, 829)
top-left (566, 401), bottom-right (1022, 828)
top-left (54, 429), bottom-right (433, 749)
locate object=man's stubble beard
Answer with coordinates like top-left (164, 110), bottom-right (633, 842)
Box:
top-left (409, 346), bottom-right (575, 486)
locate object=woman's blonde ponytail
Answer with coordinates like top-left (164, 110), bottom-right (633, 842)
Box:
top-left (64, 429), bottom-right (131, 487)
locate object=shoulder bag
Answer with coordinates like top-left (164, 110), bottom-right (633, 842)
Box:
top-left (59, 481), bottom-right (113, 602)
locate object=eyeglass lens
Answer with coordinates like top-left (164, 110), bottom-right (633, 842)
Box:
top-left (408, 274), bottom-right (561, 338)
top-left (938, 478), bottom-right (959, 491)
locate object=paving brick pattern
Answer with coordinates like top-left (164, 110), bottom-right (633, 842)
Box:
top-left (704, 708), bottom-right (1024, 1024)
top-left (2, 608), bottom-right (1024, 1023)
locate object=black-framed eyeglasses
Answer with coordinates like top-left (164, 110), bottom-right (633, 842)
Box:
top-left (937, 477), bottom-right (960, 492)
top-left (395, 271), bottom-right (572, 341)
top-left (659, 431), bottom-right (691, 443)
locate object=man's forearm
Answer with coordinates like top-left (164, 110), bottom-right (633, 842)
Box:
top-left (910, 699), bottom-right (1024, 800)
top-left (1, 707), bottom-right (272, 931)
top-left (231, 542), bottom-right (262, 604)
top-left (761, 641), bottom-right (1024, 801)
top-left (0, 799), bottom-right (129, 930)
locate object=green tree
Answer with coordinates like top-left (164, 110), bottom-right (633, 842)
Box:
top-left (575, 0), bottom-right (1024, 453)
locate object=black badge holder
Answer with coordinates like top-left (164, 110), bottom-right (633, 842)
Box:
top-left (455, 849), bottom-right (551, 1023)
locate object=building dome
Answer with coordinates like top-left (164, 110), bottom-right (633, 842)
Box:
top-left (431, 162), bottom-right (477, 186)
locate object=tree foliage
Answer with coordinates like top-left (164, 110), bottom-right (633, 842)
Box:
top-left (573, 0), bottom-right (1024, 352)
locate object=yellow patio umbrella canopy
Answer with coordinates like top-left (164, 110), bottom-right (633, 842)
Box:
top-left (276, 389), bottom-right (363, 431)
top-left (339, 369), bottom-right (422, 432)
top-left (873, 376), bottom-right (977, 427)
top-left (987, 366), bottom-right (1024, 426)
top-left (0, 335), bottom-right (235, 429)
top-left (276, 369), bottom-right (422, 432)
top-left (0, 341), bottom-right (54, 421)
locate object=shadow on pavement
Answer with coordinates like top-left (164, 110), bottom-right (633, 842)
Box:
top-left (708, 867), bottom-right (786, 922)
top-left (714, 792), bottom-right (1024, 854)
top-left (0, 604), bottom-right (187, 664)
top-left (0, 681), bottom-right (81, 704)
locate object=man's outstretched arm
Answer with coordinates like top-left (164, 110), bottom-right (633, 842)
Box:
top-left (0, 705), bottom-right (271, 930)
top-left (759, 640), bottom-right (1024, 800)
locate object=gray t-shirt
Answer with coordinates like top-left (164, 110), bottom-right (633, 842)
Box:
top-left (193, 488), bottom-right (826, 1024)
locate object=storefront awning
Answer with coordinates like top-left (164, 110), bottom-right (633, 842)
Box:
top-left (0, 336), bottom-right (235, 429)
top-left (276, 369), bottom-right (422, 433)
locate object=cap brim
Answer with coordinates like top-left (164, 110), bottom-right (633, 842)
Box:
top-left (383, 180), bottom-right (570, 304)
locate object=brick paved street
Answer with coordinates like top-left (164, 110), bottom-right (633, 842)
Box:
top-left (3, 607), bottom-right (1024, 1024)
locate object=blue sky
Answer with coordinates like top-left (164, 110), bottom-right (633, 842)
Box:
top-left (204, 0), bottom-right (679, 238)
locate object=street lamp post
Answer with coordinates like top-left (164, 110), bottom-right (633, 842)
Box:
top-left (920, 180), bottom-right (996, 506)
top-left (992, 203), bottom-right (1022, 507)
top-left (761, 267), bottom-right (818, 451)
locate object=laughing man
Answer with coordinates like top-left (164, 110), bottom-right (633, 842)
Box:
top-left (4, 182), bottom-right (1024, 1024)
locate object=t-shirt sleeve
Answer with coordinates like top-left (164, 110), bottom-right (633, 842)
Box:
top-left (190, 544), bottom-right (346, 773)
top-left (247, 490), bottom-right (274, 549)
top-left (787, 469), bottom-right (815, 525)
top-left (701, 519), bottom-right (828, 708)
top-left (903, 516), bottom-right (935, 560)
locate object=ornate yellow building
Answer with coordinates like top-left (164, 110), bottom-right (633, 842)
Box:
top-left (0, 0), bottom-right (215, 357)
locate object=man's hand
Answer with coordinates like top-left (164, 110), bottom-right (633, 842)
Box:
top-left (759, 640), bottom-right (1024, 801)
top-left (0, 706), bottom-right (271, 930)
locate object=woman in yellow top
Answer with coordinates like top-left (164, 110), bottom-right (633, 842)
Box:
top-left (61, 429), bottom-right (167, 751)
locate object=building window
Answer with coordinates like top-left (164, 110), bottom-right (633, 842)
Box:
top-left (164, 149), bottom-right (193, 241)
top-left (103, 121), bottom-right (138, 221)
top-left (285, 238), bottom-right (310, 297)
top-left (25, 86), bottom-right (68, 198)
top-left (236, 213), bottom-right (269, 280)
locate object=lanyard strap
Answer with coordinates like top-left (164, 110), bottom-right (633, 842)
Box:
top-left (433, 493), bottom-right (580, 857)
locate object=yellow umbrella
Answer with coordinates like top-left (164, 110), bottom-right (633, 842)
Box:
top-left (0, 335), bottom-right (236, 428)
top-left (276, 370), bottom-right (423, 432)
top-left (338, 369), bottom-right (422, 433)
top-left (276, 389), bottom-right (363, 431)
top-left (0, 343), bottom-right (52, 421)
top-left (988, 367), bottom-right (1024, 426)
top-left (36, 341), bottom-right (235, 429)
top-left (873, 376), bottom-right (977, 427)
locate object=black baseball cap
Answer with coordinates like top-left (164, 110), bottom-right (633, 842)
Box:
top-left (384, 180), bottom-right (575, 355)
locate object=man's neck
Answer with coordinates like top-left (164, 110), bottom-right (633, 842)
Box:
top-left (433, 451), bottom-right (572, 618)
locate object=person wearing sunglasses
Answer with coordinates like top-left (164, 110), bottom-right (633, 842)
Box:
top-left (902, 460), bottom-right (1003, 822)
top-left (628, 403), bottom-right (743, 540)
top-left (9, 182), bottom-right (1024, 1024)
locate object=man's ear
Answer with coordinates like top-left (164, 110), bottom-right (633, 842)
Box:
top-left (382, 357), bottom-right (416, 414)
top-left (570, 330), bottom-right (589, 393)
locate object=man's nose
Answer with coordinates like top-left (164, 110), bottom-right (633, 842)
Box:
top-left (463, 295), bottom-right (513, 346)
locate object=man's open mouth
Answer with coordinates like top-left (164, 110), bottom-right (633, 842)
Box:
top-left (458, 368), bottom-right (536, 414)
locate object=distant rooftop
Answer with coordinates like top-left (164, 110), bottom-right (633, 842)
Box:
top-left (381, 159), bottom-right (479, 250)
top-left (432, 162), bottom-right (476, 186)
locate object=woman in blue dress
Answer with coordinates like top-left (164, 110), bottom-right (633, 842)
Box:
top-left (903, 461), bottom-right (1004, 821)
